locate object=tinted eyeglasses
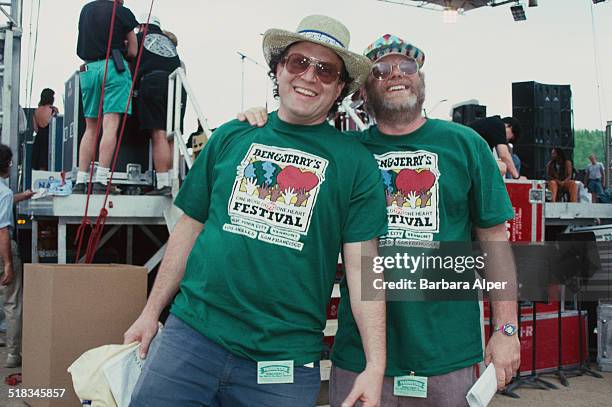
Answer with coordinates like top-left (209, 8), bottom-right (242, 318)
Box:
top-left (281, 53), bottom-right (342, 84)
top-left (371, 57), bottom-right (419, 80)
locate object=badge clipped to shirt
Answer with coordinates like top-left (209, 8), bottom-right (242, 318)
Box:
top-left (257, 360), bottom-right (294, 384)
top-left (393, 373), bottom-right (428, 398)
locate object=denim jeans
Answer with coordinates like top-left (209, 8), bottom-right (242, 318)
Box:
top-left (130, 314), bottom-right (321, 407)
top-left (587, 179), bottom-right (604, 196)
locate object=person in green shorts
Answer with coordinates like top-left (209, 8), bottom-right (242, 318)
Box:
top-left (74, 0), bottom-right (138, 194)
top-left (124, 15), bottom-right (387, 407)
top-left (239, 34), bottom-right (520, 407)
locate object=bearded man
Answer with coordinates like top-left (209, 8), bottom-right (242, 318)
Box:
top-left (240, 34), bottom-right (520, 407)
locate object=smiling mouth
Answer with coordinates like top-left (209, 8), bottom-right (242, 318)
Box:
top-left (387, 85), bottom-right (409, 92)
top-left (294, 86), bottom-right (318, 97)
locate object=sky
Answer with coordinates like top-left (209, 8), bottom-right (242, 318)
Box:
top-left (14, 0), bottom-right (612, 134)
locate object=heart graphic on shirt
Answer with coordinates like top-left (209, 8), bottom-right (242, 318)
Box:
top-left (277, 166), bottom-right (319, 192)
top-left (395, 169), bottom-right (435, 194)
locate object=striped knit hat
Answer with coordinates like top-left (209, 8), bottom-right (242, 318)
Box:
top-left (364, 34), bottom-right (425, 68)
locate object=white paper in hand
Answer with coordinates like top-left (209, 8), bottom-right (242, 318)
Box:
top-left (32, 188), bottom-right (48, 200)
top-left (466, 363), bottom-right (497, 407)
top-left (102, 331), bottom-right (162, 407)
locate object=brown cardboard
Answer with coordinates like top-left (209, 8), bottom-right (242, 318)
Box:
top-left (22, 264), bottom-right (147, 407)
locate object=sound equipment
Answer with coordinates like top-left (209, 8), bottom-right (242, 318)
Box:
top-left (63, 72), bottom-right (84, 173)
top-left (513, 82), bottom-right (571, 109)
top-left (512, 82), bottom-right (573, 146)
top-left (512, 81), bottom-right (574, 179)
top-left (553, 232), bottom-right (603, 381)
top-left (512, 108), bottom-right (573, 147)
top-left (452, 104), bottom-right (486, 125)
top-left (48, 115), bottom-right (63, 172)
top-left (62, 71), bottom-right (153, 187)
top-left (598, 301), bottom-right (612, 372)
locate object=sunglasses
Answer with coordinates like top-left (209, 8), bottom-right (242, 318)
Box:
top-left (371, 58), bottom-right (419, 80)
top-left (281, 53), bottom-right (342, 84)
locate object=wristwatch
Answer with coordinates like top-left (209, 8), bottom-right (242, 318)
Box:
top-left (494, 323), bottom-right (518, 337)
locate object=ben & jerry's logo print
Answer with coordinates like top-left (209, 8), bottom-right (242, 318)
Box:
top-left (381, 168), bottom-right (436, 210)
top-left (375, 150), bottom-right (440, 243)
top-left (225, 144), bottom-right (329, 251)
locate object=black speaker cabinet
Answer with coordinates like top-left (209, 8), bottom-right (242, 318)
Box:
top-left (452, 104), bottom-right (486, 125)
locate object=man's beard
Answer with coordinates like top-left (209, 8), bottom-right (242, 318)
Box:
top-left (365, 72), bottom-right (426, 126)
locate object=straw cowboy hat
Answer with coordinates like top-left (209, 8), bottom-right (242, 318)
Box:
top-left (262, 15), bottom-right (371, 94)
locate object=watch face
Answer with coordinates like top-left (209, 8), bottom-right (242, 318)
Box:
top-left (503, 324), bottom-right (517, 336)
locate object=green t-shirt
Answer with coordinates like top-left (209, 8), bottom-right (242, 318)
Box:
top-left (332, 119), bottom-right (514, 377)
top-left (171, 111), bottom-right (388, 365)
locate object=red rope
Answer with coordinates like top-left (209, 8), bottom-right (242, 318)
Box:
top-left (75, 0), bottom-right (119, 263)
top-left (84, 0), bottom-right (156, 263)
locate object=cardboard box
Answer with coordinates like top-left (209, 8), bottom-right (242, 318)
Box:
top-left (22, 264), bottom-right (147, 407)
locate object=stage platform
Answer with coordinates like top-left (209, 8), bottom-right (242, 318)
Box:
top-left (545, 202), bottom-right (612, 225)
top-left (17, 195), bottom-right (175, 267)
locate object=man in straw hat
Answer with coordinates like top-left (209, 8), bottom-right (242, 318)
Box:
top-left (125, 15), bottom-right (387, 407)
top-left (240, 34), bottom-right (520, 406)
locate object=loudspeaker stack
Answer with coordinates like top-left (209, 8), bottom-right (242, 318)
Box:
top-left (512, 81), bottom-right (574, 180)
top-left (452, 104), bottom-right (487, 126)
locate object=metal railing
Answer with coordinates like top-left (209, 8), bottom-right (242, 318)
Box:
top-left (606, 121), bottom-right (611, 190)
top-left (339, 99), bottom-right (368, 131)
top-left (166, 67), bottom-right (212, 178)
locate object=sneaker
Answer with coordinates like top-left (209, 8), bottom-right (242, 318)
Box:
top-left (5, 353), bottom-right (21, 368)
top-left (92, 182), bottom-right (121, 195)
top-left (145, 186), bottom-right (172, 196)
top-left (72, 182), bottom-right (88, 194)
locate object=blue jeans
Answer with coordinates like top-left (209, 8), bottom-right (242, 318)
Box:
top-left (130, 315), bottom-right (321, 407)
top-left (587, 179), bottom-right (604, 196)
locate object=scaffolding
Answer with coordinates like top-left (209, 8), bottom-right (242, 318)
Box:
top-left (0, 0), bottom-right (22, 191)
top-left (606, 121), bottom-right (611, 190)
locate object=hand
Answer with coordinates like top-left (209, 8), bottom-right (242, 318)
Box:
top-left (485, 332), bottom-right (521, 390)
top-left (341, 366), bottom-right (384, 407)
top-left (123, 312), bottom-right (160, 359)
top-left (244, 178), bottom-right (258, 195)
top-left (14, 189), bottom-right (38, 203)
top-left (1, 263), bottom-right (14, 286)
top-left (236, 106), bottom-right (268, 127)
top-left (496, 160), bottom-right (507, 176)
top-left (23, 190), bottom-right (36, 200)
